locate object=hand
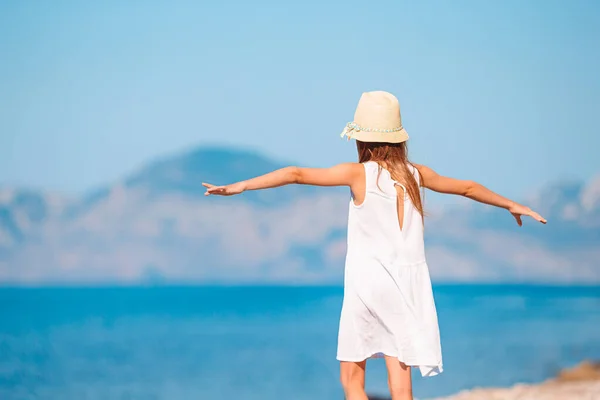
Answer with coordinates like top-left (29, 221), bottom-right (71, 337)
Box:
top-left (202, 182), bottom-right (245, 196)
top-left (508, 202), bottom-right (547, 226)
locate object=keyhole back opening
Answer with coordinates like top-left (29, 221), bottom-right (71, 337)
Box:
top-left (394, 182), bottom-right (407, 232)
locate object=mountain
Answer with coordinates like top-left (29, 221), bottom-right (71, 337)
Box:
top-left (0, 146), bottom-right (598, 285)
top-left (0, 188), bottom-right (67, 249)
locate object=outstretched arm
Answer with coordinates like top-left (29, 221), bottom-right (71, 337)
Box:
top-left (414, 164), bottom-right (547, 226)
top-left (203, 163), bottom-right (363, 196)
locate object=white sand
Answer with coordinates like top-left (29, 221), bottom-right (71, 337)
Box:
top-left (430, 380), bottom-right (600, 400)
top-left (430, 361), bottom-right (600, 400)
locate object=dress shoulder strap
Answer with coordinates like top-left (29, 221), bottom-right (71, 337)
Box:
top-left (407, 163), bottom-right (421, 186)
top-left (363, 161), bottom-right (401, 198)
top-left (363, 161), bottom-right (381, 191)
top-left (363, 161), bottom-right (420, 198)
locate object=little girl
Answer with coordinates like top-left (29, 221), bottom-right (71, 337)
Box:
top-left (203, 91), bottom-right (546, 400)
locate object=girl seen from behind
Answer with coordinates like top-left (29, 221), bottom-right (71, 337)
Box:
top-left (203, 91), bottom-right (546, 400)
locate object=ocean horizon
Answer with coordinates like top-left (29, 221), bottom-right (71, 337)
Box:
top-left (2, 284), bottom-right (599, 399)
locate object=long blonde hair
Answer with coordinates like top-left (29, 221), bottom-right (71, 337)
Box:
top-left (356, 140), bottom-right (425, 219)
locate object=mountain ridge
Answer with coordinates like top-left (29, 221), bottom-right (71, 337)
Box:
top-left (0, 146), bottom-right (598, 284)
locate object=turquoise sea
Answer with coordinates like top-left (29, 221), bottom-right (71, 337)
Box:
top-left (1, 285), bottom-right (599, 399)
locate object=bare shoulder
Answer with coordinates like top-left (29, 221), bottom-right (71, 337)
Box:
top-left (411, 163), bottom-right (471, 195)
top-left (333, 162), bottom-right (365, 181)
top-left (411, 163), bottom-right (439, 185)
top-left (412, 163), bottom-right (437, 176)
top-left (341, 162), bottom-right (365, 172)
top-left (295, 162), bottom-right (364, 187)
top-left (326, 162), bottom-right (364, 176)
top-left (336, 162), bottom-right (363, 168)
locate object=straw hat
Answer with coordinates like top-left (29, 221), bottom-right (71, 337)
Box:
top-left (340, 91), bottom-right (409, 143)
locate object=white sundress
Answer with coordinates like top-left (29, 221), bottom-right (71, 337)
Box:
top-left (336, 161), bottom-right (443, 377)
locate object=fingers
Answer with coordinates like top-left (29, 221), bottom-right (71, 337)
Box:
top-left (203, 184), bottom-right (227, 196)
top-left (512, 210), bottom-right (547, 226)
top-left (513, 213), bottom-right (523, 227)
top-left (529, 211), bottom-right (547, 224)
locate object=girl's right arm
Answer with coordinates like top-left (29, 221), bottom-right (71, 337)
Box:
top-left (414, 164), bottom-right (547, 226)
top-left (203, 163), bottom-right (365, 196)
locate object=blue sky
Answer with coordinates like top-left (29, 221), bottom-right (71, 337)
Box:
top-left (1, 0), bottom-right (599, 201)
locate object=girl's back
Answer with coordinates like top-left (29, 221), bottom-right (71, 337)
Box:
top-left (203, 90), bottom-right (546, 399)
top-left (340, 159), bottom-right (441, 378)
top-left (348, 161), bottom-right (425, 265)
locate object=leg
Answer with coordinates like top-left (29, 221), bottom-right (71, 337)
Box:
top-left (340, 360), bottom-right (368, 400)
top-left (384, 355), bottom-right (413, 400)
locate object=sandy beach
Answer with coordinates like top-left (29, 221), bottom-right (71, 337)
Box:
top-left (430, 361), bottom-right (600, 400)
top-left (369, 361), bottom-right (600, 400)
top-left (430, 381), bottom-right (600, 400)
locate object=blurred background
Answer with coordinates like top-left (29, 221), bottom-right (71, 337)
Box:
top-left (1, 1), bottom-right (599, 399)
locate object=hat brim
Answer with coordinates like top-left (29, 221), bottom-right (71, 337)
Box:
top-left (347, 127), bottom-right (409, 144)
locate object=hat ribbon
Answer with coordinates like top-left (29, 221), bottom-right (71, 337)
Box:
top-left (340, 121), bottom-right (404, 140)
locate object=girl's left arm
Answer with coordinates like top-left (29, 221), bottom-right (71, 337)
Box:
top-left (203, 163), bottom-right (363, 196)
